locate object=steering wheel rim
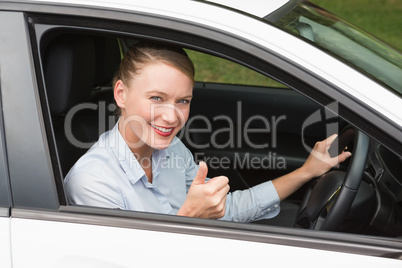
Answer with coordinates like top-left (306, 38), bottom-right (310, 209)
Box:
top-left (295, 126), bottom-right (370, 231)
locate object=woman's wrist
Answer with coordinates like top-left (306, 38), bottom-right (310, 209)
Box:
top-left (294, 166), bottom-right (315, 183)
top-left (177, 204), bottom-right (192, 217)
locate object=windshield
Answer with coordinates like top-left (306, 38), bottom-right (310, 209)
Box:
top-left (270, 0), bottom-right (402, 96)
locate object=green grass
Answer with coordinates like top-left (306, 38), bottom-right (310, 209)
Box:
top-left (189, 0), bottom-right (401, 84)
top-left (186, 50), bottom-right (283, 87)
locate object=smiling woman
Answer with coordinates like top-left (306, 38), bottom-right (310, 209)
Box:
top-left (113, 43), bottom-right (194, 153)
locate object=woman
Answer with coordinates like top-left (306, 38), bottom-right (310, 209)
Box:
top-left (64, 42), bottom-right (351, 222)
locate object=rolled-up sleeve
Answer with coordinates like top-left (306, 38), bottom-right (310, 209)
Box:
top-left (220, 180), bottom-right (280, 222)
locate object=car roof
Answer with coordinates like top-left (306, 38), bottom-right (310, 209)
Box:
top-left (18, 0), bottom-right (290, 18)
top-left (206, 0), bottom-right (290, 17)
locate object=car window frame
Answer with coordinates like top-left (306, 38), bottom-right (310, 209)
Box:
top-left (19, 7), bottom-right (402, 260)
top-left (0, 75), bottom-right (12, 214)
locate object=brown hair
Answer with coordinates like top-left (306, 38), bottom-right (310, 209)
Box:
top-left (113, 41), bottom-right (195, 88)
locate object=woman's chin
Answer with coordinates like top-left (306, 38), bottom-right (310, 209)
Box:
top-left (149, 138), bottom-right (174, 150)
top-left (151, 144), bottom-right (171, 150)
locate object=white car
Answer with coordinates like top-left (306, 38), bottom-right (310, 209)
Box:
top-left (0, 0), bottom-right (401, 267)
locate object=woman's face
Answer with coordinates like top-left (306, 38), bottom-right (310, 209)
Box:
top-left (115, 62), bottom-right (193, 151)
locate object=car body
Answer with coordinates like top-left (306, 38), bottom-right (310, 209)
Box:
top-left (0, 0), bottom-right (401, 267)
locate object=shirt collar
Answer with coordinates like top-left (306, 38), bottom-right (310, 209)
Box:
top-left (151, 149), bottom-right (167, 181)
top-left (108, 122), bottom-right (167, 185)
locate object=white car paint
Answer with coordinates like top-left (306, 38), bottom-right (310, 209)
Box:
top-left (11, 218), bottom-right (402, 267)
top-left (206, 0), bottom-right (289, 17)
top-left (0, 217), bottom-right (12, 268)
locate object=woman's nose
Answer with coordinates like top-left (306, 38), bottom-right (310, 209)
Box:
top-left (160, 104), bottom-right (178, 124)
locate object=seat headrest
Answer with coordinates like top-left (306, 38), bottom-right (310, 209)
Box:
top-left (93, 36), bottom-right (121, 87)
top-left (44, 35), bottom-right (96, 115)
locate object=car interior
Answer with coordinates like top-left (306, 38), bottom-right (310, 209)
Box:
top-left (43, 33), bottom-right (120, 176)
top-left (40, 30), bottom-right (402, 238)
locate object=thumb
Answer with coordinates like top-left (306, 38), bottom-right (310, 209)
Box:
top-left (192, 161), bottom-right (208, 185)
top-left (337, 150), bottom-right (352, 163)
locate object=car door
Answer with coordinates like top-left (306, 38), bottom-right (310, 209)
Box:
top-left (1, 1), bottom-right (401, 267)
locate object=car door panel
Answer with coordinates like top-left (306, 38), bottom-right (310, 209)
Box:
top-left (0, 214), bottom-right (12, 268)
top-left (10, 209), bottom-right (402, 268)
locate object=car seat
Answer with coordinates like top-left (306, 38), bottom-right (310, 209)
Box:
top-left (44, 34), bottom-right (120, 177)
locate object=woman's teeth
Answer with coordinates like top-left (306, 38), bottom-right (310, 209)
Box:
top-left (151, 124), bottom-right (173, 133)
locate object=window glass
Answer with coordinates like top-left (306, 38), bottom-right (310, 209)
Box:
top-left (186, 50), bottom-right (286, 87)
top-left (273, 1), bottom-right (402, 96)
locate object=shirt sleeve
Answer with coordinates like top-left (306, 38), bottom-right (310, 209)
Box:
top-left (64, 172), bottom-right (126, 209)
top-left (220, 180), bottom-right (281, 222)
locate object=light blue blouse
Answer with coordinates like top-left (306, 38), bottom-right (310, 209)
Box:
top-left (64, 123), bottom-right (280, 222)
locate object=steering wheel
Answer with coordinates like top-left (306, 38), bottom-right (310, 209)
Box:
top-left (294, 125), bottom-right (370, 231)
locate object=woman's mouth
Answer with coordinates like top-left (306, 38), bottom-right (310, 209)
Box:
top-left (150, 124), bottom-right (174, 137)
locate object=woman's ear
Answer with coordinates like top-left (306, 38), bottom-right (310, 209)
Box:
top-left (114, 80), bottom-right (126, 109)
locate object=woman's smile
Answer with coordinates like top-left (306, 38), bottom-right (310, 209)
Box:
top-left (150, 124), bottom-right (175, 137)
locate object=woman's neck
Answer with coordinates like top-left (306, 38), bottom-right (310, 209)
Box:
top-left (118, 119), bottom-right (154, 182)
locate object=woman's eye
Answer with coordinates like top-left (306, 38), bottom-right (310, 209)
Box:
top-left (178, 99), bottom-right (190, 104)
top-left (150, 96), bottom-right (162, 101)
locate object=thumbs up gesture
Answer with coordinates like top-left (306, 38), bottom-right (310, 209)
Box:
top-left (177, 161), bottom-right (230, 219)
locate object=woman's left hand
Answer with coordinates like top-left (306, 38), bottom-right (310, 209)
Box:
top-left (300, 134), bottom-right (352, 179)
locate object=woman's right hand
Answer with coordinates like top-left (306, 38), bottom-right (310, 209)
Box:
top-left (177, 161), bottom-right (230, 219)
